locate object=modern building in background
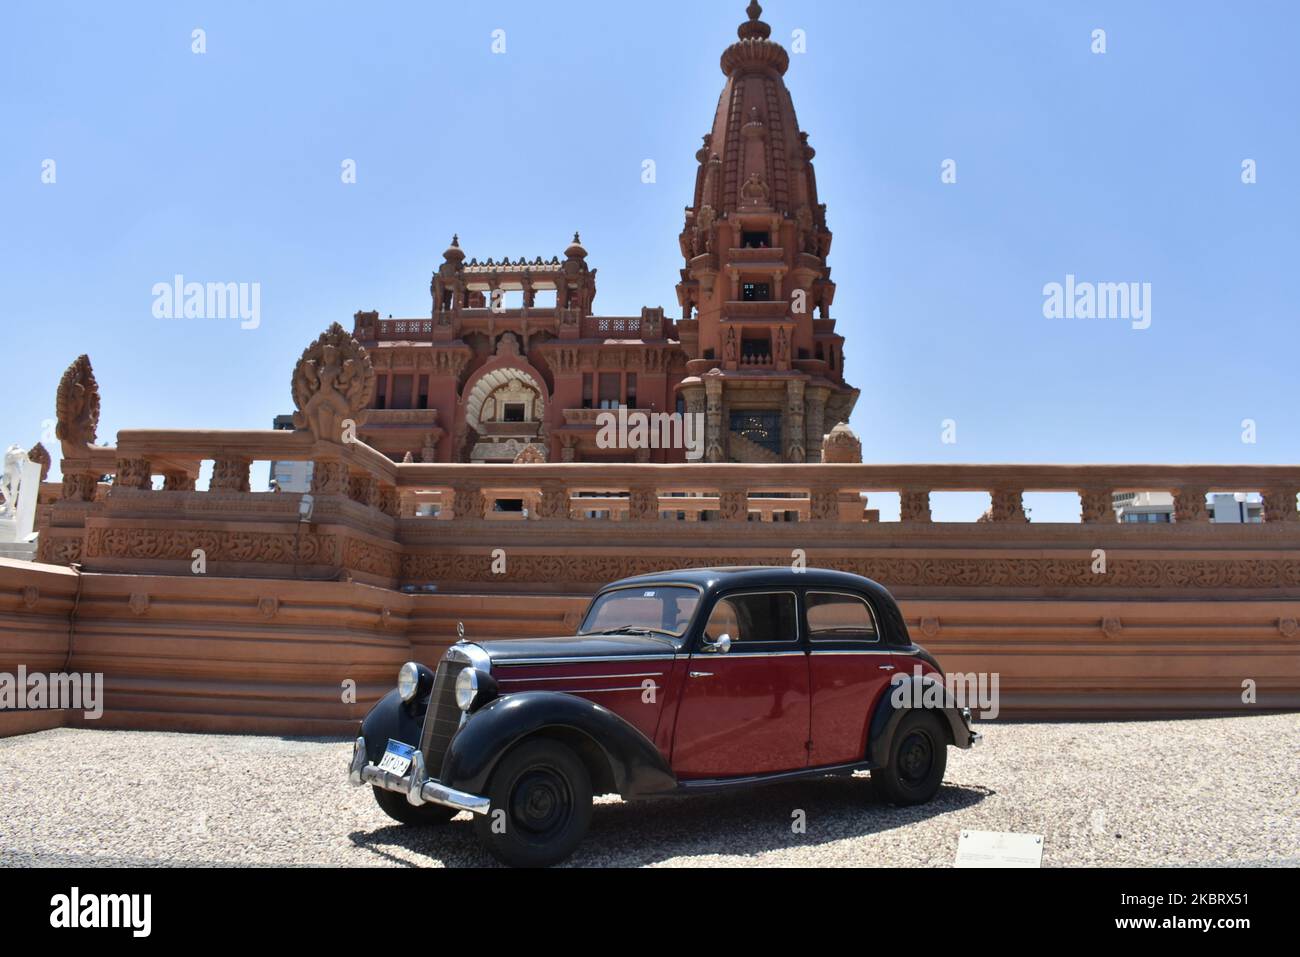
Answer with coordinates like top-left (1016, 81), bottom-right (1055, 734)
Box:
top-left (269, 414), bottom-right (313, 493)
top-left (1112, 491), bottom-right (1263, 524)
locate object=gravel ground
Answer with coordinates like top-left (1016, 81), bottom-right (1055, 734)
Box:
top-left (0, 716), bottom-right (1296, 867)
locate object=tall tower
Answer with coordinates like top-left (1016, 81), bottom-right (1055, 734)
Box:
top-left (675, 1), bottom-right (858, 463)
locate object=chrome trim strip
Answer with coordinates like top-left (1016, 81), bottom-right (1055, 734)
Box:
top-left (497, 672), bottom-right (666, 683)
top-left (809, 649), bottom-right (896, 656)
top-left (537, 684), bottom-right (655, 694)
top-left (493, 655), bottom-right (677, 666)
top-left (705, 650), bottom-right (806, 658)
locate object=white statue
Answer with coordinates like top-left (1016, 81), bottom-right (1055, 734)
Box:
top-left (0, 444), bottom-right (41, 560)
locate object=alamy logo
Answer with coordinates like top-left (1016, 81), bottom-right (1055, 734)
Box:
top-left (595, 408), bottom-right (705, 461)
top-left (0, 667), bottom-right (103, 719)
top-left (890, 666), bottom-right (1000, 719)
top-left (1042, 274), bottom-right (1151, 330)
top-left (152, 274), bottom-right (261, 330)
top-left (50, 887), bottom-right (151, 937)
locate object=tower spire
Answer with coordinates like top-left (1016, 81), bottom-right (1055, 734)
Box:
top-left (738, 1), bottom-right (771, 40)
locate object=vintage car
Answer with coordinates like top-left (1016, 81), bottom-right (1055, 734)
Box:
top-left (347, 566), bottom-right (981, 866)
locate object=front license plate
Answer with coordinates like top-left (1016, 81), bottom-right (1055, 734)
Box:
top-left (377, 739), bottom-right (416, 776)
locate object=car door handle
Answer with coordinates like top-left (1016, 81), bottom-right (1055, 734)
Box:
top-left (689, 671), bottom-right (713, 678)
top-left (878, 665), bottom-right (896, 671)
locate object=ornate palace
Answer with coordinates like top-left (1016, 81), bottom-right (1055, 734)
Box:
top-left (351, 2), bottom-right (858, 465)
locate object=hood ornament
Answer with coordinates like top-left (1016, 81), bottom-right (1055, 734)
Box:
top-left (456, 621), bottom-right (466, 641)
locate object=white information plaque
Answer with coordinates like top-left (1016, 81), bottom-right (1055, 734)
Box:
top-left (954, 830), bottom-right (1044, 868)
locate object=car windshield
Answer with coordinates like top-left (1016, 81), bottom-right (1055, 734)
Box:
top-left (578, 585), bottom-right (701, 639)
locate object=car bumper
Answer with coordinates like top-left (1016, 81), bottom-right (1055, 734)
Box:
top-left (958, 708), bottom-right (982, 749)
top-left (347, 736), bottom-right (491, 816)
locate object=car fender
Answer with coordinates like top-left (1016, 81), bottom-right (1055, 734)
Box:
top-left (867, 671), bottom-right (971, 765)
top-left (359, 689), bottom-right (427, 766)
top-left (440, 691), bottom-right (677, 799)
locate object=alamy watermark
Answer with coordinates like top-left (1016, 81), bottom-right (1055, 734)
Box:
top-left (0, 667), bottom-right (103, 719)
top-left (1042, 274), bottom-right (1151, 330)
top-left (890, 666), bottom-right (1000, 719)
top-left (152, 274), bottom-right (261, 330)
top-left (595, 407), bottom-right (705, 461)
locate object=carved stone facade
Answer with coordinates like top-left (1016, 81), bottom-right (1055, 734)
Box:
top-left (291, 323), bottom-right (376, 444)
top-left (55, 354), bottom-right (101, 452)
top-left (401, 550), bottom-right (1300, 592)
top-left (335, 3), bottom-right (856, 468)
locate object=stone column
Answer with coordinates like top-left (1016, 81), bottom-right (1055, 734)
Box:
top-left (453, 485), bottom-right (485, 520)
top-left (704, 375), bottom-right (726, 463)
top-left (783, 380), bottom-right (806, 463)
top-left (535, 482), bottom-right (571, 520)
top-left (310, 461), bottom-right (349, 496)
top-left (114, 458), bottom-right (152, 491)
top-left (60, 471), bottom-right (99, 503)
top-left (1261, 487), bottom-right (1299, 523)
top-left (210, 457), bottom-right (251, 493)
top-left (162, 470), bottom-right (197, 492)
top-left (900, 488), bottom-right (932, 523)
top-left (985, 487), bottom-right (1027, 523)
top-left (1173, 487), bottom-right (1209, 524)
top-left (717, 489), bottom-right (749, 522)
top-left (809, 486), bottom-right (839, 523)
top-left (628, 485), bottom-right (660, 521)
top-left (1079, 487), bottom-right (1115, 524)
top-left (803, 386), bottom-right (828, 463)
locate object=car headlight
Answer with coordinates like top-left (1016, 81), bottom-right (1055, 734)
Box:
top-left (455, 667), bottom-right (480, 711)
top-left (397, 662), bottom-right (421, 702)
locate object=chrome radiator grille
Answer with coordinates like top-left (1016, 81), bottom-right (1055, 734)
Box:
top-left (418, 656), bottom-right (470, 778)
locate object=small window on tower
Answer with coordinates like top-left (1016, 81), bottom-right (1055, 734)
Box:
top-left (742, 282), bottom-right (771, 302)
top-left (582, 373), bottom-right (593, 410)
top-left (503, 403), bottom-right (526, 423)
top-left (626, 374), bottom-right (637, 409)
top-left (741, 231), bottom-right (768, 249)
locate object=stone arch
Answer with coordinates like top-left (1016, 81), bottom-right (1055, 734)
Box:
top-left (462, 363), bottom-right (548, 432)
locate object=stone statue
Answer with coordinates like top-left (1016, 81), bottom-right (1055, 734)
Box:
top-left (0, 445), bottom-right (41, 556)
top-left (55, 354), bottom-right (100, 452)
top-left (291, 323), bottom-right (376, 443)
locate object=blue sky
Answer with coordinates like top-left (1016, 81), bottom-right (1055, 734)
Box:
top-left (2, 1), bottom-right (1295, 521)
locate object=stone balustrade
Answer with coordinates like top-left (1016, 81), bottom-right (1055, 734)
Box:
top-left (34, 436), bottom-right (1300, 599)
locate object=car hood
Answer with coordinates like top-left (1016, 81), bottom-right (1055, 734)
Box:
top-left (475, 633), bottom-right (678, 664)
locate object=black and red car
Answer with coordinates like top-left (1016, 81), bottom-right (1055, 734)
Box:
top-left (348, 566), bottom-right (981, 866)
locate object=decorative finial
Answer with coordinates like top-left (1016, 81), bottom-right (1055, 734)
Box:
top-left (737, 0), bottom-right (771, 41)
top-left (565, 231), bottom-right (588, 260)
top-left (443, 233), bottom-right (466, 263)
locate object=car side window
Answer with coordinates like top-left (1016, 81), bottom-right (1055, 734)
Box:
top-left (703, 592), bottom-right (797, 645)
top-left (806, 592), bottom-right (878, 642)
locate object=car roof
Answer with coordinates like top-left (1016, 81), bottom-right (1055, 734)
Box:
top-left (606, 566), bottom-right (897, 604)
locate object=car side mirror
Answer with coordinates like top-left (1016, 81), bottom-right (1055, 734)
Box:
top-left (701, 633), bottom-right (732, 654)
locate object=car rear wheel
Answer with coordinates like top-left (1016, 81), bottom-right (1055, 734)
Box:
top-left (473, 738), bottom-right (593, 868)
top-left (371, 785), bottom-right (458, 826)
top-left (872, 710), bottom-right (948, 805)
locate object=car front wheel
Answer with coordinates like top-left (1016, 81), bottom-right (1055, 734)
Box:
top-left (371, 785), bottom-right (458, 826)
top-left (473, 738), bottom-right (593, 867)
top-left (872, 710), bottom-right (948, 805)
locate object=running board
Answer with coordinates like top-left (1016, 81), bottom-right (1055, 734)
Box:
top-left (676, 759), bottom-right (876, 792)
